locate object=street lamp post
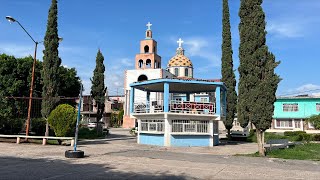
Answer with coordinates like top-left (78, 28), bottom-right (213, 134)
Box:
top-left (6, 16), bottom-right (38, 137)
top-left (6, 16), bottom-right (63, 137)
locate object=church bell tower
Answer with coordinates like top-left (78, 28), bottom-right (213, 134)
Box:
top-left (135, 22), bottom-right (162, 69)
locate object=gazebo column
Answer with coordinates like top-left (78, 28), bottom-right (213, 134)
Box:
top-left (130, 87), bottom-right (135, 113)
top-left (215, 86), bottom-right (220, 116)
top-left (164, 83), bottom-right (170, 112)
top-left (163, 82), bottom-right (171, 146)
top-left (146, 91), bottom-right (150, 113)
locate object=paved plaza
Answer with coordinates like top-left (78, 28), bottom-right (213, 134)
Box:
top-left (0, 128), bottom-right (320, 179)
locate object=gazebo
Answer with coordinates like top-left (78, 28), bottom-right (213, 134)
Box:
top-left (130, 78), bottom-right (227, 147)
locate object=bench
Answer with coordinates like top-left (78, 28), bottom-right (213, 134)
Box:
top-left (266, 139), bottom-right (289, 151)
top-left (0, 134), bottom-right (75, 146)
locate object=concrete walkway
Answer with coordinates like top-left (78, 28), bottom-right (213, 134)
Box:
top-left (0, 128), bottom-right (319, 179)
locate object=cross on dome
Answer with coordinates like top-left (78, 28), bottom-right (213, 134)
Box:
top-left (177, 38), bottom-right (184, 48)
top-left (146, 22), bottom-right (152, 30)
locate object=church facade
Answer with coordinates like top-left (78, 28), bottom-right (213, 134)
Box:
top-left (122, 23), bottom-right (227, 147)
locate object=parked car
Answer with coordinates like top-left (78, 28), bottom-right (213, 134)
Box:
top-left (87, 122), bottom-right (105, 130)
top-left (87, 122), bottom-right (97, 128)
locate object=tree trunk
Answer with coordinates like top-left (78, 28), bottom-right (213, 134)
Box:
top-left (256, 129), bottom-right (265, 156)
top-left (45, 119), bottom-right (49, 137)
top-left (227, 128), bottom-right (231, 140)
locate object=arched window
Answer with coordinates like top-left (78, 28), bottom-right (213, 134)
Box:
top-left (185, 68), bottom-right (189, 77)
top-left (138, 59), bottom-right (143, 68)
top-left (144, 45), bottom-right (149, 53)
top-left (154, 61), bottom-right (157, 68)
top-left (146, 59), bottom-right (151, 68)
top-left (174, 68), bottom-right (179, 76)
top-left (138, 74), bottom-right (148, 82)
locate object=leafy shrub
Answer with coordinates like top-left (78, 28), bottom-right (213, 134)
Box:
top-left (307, 114), bottom-right (320, 130)
top-left (129, 127), bottom-right (137, 136)
top-left (31, 118), bottom-right (46, 135)
top-left (301, 133), bottom-right (314, 143)
top-left (313, 134), bottom-right (320, 141)
top-left (48, 104), bottom-right (77, 137)
top-left (0, 118), bottom-right (24, 134)
top-left (78, 127), bottom-right (103, 139)
top-left (284, 131), bottom-right (306, 137)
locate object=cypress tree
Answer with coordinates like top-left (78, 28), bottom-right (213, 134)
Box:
top-left (238, 0), bottom-right (280, 156)
top-left (42, 0), bottom-right (61, 135)
top-left (221, 0), bottom-right (237, 140)
top-left (91, 49), bottom-right (106, 132)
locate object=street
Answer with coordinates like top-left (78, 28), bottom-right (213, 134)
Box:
top-left (0, 128), bottom-right (319, 179)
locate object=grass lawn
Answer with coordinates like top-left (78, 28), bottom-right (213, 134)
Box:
top-left (267, 143), bottom-right (320, 160)
top-left (242, 143), bottom-right (320, 161)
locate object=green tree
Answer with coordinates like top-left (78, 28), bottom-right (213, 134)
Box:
top-left (91, 49), bottom-right (106, 132)
top-left (48, 104), bottom-right (77, 137)
top-left (42, 0), bottom-right (61, 136)
top-left (221, 0), bottom-right (237, 140)
top-left (238, 0), bottom-right (280, 156)
top-left (307, 114), bottom-right (320, 130)
top-left (58, 66), bottom-right (81, 97)
top-left (117, 109), bottom-right (124, 127)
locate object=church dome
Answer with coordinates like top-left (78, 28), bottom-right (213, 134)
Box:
top-left (167, 53), bottom-right (193, 67)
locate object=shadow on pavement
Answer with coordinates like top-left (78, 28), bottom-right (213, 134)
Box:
top-left (0, 156), bottom-right (193, 180)
top-left (78, 133), bottom-right (136, 145)
top-left (219, 139), bottom-right (255, 146)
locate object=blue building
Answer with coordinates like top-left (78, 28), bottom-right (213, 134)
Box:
top-left (270, 96), bottom-right (320, 132)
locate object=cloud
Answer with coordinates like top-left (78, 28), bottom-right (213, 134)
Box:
top-left (296, 84), bottom-right (320, 92)
top-left (312, 92), bottom-right (320, 97)
top-left (267, 22), bottom-right (304, 38)
top-left (0, 43), bottom-right (42, 58)
top-left (170, 36), bottom-right (221, 67)
top-left (281, 84), bottom-right (320, 96)
top-left (105, 57), bottom-right (134, 95)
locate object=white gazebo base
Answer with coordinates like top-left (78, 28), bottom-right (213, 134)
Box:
top-left (133, 113), bottom-right (220, 147)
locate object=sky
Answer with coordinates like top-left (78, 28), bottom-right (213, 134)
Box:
top-left (0, 0), bottom-right (320, 96)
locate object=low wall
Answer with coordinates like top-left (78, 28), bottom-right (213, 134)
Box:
top-left (139, 133), bottom-right (164, 146)
top-left (170, 135), bottom-right (210, 147)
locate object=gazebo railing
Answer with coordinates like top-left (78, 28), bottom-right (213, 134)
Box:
top-left (133, 100), bottom-right (216, 115)
top-left (169, 100), bottom-right (216, 115)
top-left (133, 100), bottom-right (164, 113)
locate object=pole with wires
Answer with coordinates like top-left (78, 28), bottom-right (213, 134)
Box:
top-left (65, 85), bottom-right (84, 158)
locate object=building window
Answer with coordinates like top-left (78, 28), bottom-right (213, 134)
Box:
top-left (137, 74), bottom-right (148, 82)
top-left (276, 119), bottom-right (293, 128)
top-left (200, 97), bottom-right (208, 103)
top-left (185, 68), bottom-right (189, 77)
top-left (317, 103), bottom-right (320, 112)
top-left (146, 59), bottom-right (151, 68)
top-left (283, 103), bottom-right (298, 112)
top-left (294, 120), bottom-right (301, 128)
top-left (138, 59), bottom-right (143, 68)
top-left (172, 120), bottom-right (209, 133)
top-left (140, 120), bottom-right (164, 132)
top-left (174, 68), bottom-right (179, 76)
top-left (144, 45), bottom-right (149, 53)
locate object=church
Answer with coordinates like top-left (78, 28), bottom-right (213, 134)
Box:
top-left (122, 22), bottom-right (227, 147)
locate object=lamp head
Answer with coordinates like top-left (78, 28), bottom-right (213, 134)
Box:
top-left (6, 16), bottom-right (16, 23)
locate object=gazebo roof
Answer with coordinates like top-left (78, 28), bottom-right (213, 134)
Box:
top-left (130, 78), bottom-right (226, 93)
